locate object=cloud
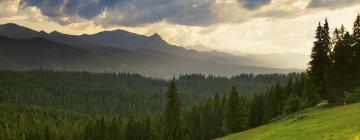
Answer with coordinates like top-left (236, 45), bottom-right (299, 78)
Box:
top-left (237, 0), bottom-right (272, 10)
top-left (307, 0), bottom-right (360, 9)
top-left (15, 0), bottom-right (360, 27)
top-left (0, 0), bottom-right (20, 18)
top-left (19, 0), bottom-right (219, 26)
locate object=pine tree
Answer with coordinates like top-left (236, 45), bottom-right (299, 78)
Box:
top-left (225, 86), bottom-right (247, 133)
top-left (273, 83), bottom-right (283, 115)
top-left (162, 79), bottom-right (189, 140)
top-left (249, 94), bottom-right (264, 128)
top-left (143, 114), bottom-right (156, 140)
top-left (262, 87), bottom-right (276, 122)
top-left (352, 14), bottom-right (360, 85)
top-left (188, 105), bottom-right (201, 140)
top-left (283, 94), bottom-right (301, 114)
top-left (125, 116), bottom-right (142, 140)
top-left (200, 98), bottom-right (213, 140)
top-left (109, 116), bottom-right (123, 140)
top-left (238, 96), bottom-right (250, 130)
top-left (308, 20), bottom-right (331, 101)
top-left (212, 94), bottom-right (225, 138)
top-left (284, 79), bottom-right (293, 98)
top-left (327, 31), bottom-right (353, 103)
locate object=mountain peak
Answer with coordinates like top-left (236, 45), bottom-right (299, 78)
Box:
top-left (50, 31), bottom-right (62, 35)
top-left (149, 33), bottom-right (167, 44)
top-left (150, 33), bottom-right (161, 39)
top-left (2, 23), bottom-right (20, 27)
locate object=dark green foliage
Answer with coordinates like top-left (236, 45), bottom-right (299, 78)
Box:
top-left (307, 16), bottom-right (360, 105)
top-left (344, 87), bottom-right (360, 104)
top-left (283, 95), bottom-right (301, 114)
top-left (327, 31), bottom-right (353, 104)
top-left (125, 116), bottom-right (142, 140)
top-left (262, 87), bottom-right (278, 122)
top-left (225, 86), bottom-right (249, 133)
top-left (187, 105), bottom-right (201, 140)
top-left (162, 79), bottom-right (189, 140)
top-left (249, 94), bottom-right (264, 127)
top-left (352, 15), bottom-right (360, 83)
top-left (143, 114), bottom-right (157, 140)
top-left (308, 20), bottom-right (331, 100)
top-left (0, 70), bottom-right (300, 140)
top-left (212, 94), bottom-right (225, 137)
top-left (0, 70), bottom-right (296, 116)
top-left (185, 94), bottom-right (226, 140)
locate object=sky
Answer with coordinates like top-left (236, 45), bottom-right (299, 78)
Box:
top-left (0, 0), bottom-right (360, 56)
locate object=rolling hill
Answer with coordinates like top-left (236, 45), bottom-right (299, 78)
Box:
top-left (217, 103), bottom-right (360, 140)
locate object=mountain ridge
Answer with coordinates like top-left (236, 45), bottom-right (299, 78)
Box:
top-left (0, 23), bottom-right (302, 78)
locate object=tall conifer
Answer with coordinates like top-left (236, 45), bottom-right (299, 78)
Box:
top-left (162, 79), bottom-right (189, 140)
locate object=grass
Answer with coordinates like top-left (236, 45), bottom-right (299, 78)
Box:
top-left (217, 103), bottom-right (360, 140)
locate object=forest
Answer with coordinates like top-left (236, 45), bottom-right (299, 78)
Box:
top-left (0, 14), bottom-right (360, 140)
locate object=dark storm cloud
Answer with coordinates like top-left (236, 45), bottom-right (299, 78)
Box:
top-left (307, 0), bottom-right (360, 8)
top-left (237, 0), bottom-right (272, 10)
top-left (19, 0), bottom-right (218, 26)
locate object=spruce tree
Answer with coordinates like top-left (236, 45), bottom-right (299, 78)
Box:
top-left (273, 83), bottom-right (283, 115)
top-left (262, 87), bottom-right (276, 122)
top-left (212, 94), bottom-right (225, 138)
top-left (225, 86), bottom-right (247, 133)
top-left (328, 31), bottom-right (353, 103)
top-left (249, 94), bottom-right (264, 128)
top-left (162, 79), bottom-right (189, 140)
top-left (308, 21), bottom-right (331, 101)
top-left (200, 98), bottom-right (213, 140)
top-left (352, 14), bottom-right (360, 84)
top-left (125, 116), bottom-right (143, 140)
top-left (143, 114), bottom-right (156, 140)
top-left (188, 105), bottom-right (201, 140)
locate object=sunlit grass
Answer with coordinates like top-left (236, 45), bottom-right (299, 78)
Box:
top-left (217, 103), bottom-right (360, 140)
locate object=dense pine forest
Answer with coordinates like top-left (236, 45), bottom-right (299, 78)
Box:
top-left (1, 15), bottom-right (360, 140)
top-left (0, 70), bottom-right (298, 139)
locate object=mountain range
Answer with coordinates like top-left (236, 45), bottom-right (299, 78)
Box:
top-left (0, 23), bottom-right (302, 78)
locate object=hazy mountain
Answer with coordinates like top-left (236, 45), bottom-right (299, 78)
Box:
top-left (0, 34), bottom-right (299, 78)
top-left (0, 23), bottom-right (270, 67)
top-left (0, 23), bottom-right (47, 39)
top-left (0, 23), bottom-right (303, 78)
top-left (0, 35), bottom-right (143, 72)
top-left (246, 53), bottom-right (309, 69)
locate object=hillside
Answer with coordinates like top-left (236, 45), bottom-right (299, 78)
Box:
top-left (0, 23), bottom-right (306, 70)
top-left (217, 103), bottom-right (360, 140)
top-left (0, 33), bottom-right (298, 78)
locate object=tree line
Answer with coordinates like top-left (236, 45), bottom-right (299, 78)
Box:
top-left (308, 15), bottom-right (360, 104)
top-left (0, 77), bottom-right (308, 140)
top-left (0, 70), bottom-right (297, 116)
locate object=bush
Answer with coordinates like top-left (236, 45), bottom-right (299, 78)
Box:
top-left (343, 87), bottom-right (360, 104)
top-left (283, 95), bottom-right (301, 115)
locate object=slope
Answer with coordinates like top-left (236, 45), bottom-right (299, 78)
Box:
top-left (0, 34), bottom-right (298, 78)
top-left (0, 23), bottom-right (301, 69)
top-left (217, 103), bottom-right (360, 140)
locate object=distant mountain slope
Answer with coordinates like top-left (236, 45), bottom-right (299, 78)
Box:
top-left (0, 35), bottom-right (144, 73)
top-left (217, 103), bottom-right (360, 140)
top-left (0, 35), bottom-right (297, 78)
top-left (0, 23), bottom-right (277, 68)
